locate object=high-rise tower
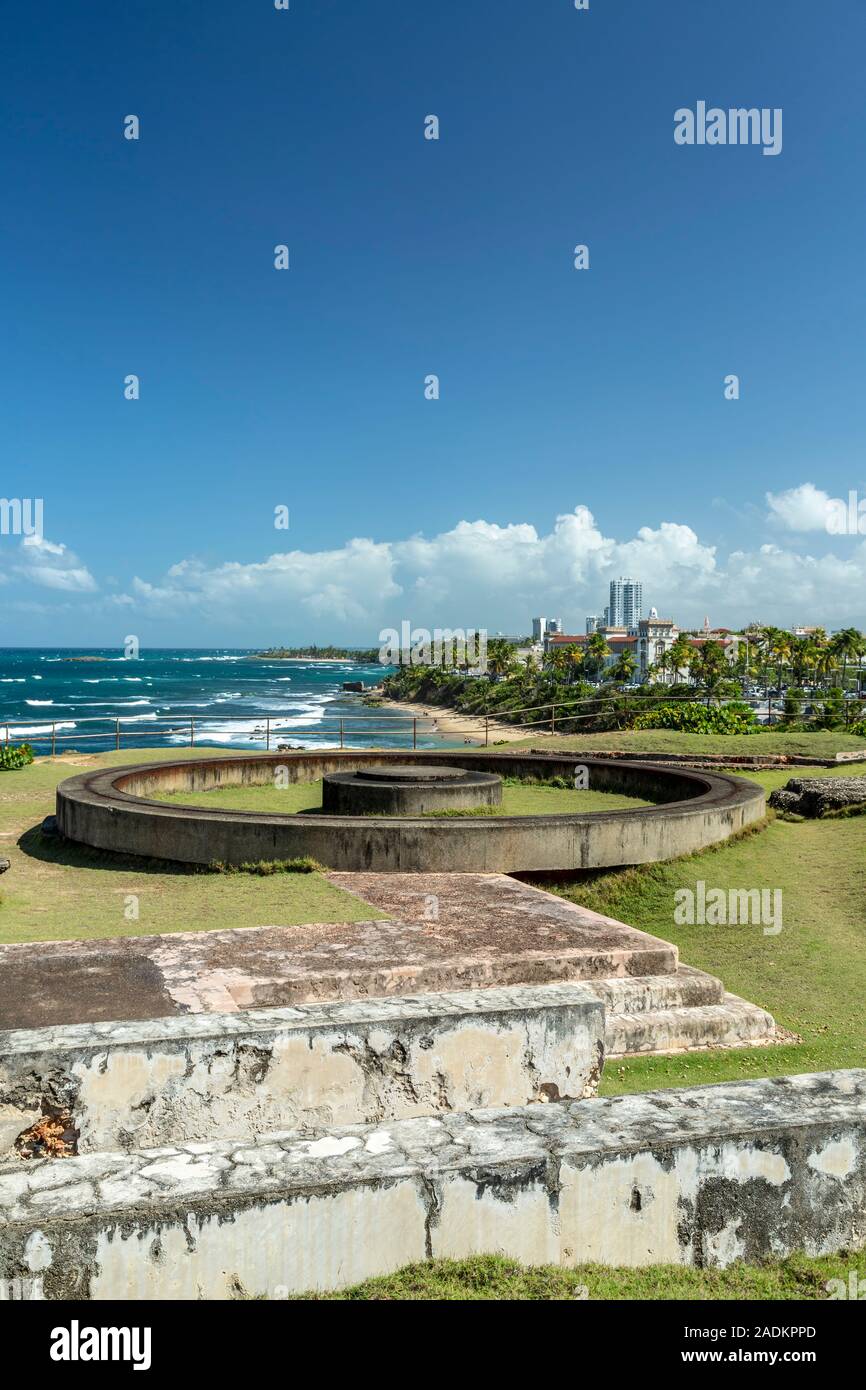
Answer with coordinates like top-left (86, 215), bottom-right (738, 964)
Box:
top-left (608, 577), bottom-right (642, 630)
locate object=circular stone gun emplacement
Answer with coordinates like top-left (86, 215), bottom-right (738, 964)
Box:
top-left (55, 751), bottom-right (767, 873)
top-left (322, 764), bottom-right (503, 816)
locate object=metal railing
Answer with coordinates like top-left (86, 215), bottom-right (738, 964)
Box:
top-left (4, 683), bottom-right (862, 759)
top-left (1, 691), bottom-right (670, 755)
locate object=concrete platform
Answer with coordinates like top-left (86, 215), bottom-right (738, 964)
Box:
top-left (0, 875), bottom-right (677, 1030)
top-left (2, 1071), bottom-right (863, 1298)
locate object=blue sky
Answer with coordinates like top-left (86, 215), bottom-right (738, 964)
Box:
top-left (1, 0), bottom-right (865, 644)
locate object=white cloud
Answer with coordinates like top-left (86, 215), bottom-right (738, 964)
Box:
top-left (111, 500), bottom-right (866, 634)
top-left (16, 535), bottom-right (98, 592)
top-left (5, 490), bottom-right (865, 637)
top-left (766, 482), bottom-right (835, 532)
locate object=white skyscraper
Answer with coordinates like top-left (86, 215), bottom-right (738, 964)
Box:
top-left (608, 577), bottom-right (642, 630)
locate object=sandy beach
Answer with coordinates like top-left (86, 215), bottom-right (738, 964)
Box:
top-left (376, 698), bottom-right (543, 746)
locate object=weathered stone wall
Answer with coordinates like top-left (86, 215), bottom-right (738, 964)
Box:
top-left (1, 1071), bottom-right (863, 1298)
top-left (0, 985), bottom-right (604, 1156)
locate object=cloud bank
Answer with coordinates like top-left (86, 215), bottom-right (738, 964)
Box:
top-left (3, 489), bottom-right (864, 640)
top-left (114, 497), bottom-right (866, 636)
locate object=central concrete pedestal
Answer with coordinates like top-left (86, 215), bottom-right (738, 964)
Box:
top-left (322, 764), bottom-right (503, 816)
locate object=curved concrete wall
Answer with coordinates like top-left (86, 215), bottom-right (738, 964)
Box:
top-left (55, 751), bottom-right (765, 873)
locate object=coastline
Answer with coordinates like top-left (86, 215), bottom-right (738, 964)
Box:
top-left (375, 697), bottom-right (538, 746)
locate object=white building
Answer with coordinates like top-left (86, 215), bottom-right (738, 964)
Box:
top-left (636, 612), bottom-right (678, 679)
top-left (608, 577), bottom-right (643, 630)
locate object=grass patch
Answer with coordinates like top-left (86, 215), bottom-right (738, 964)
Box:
top-left (209, 857), bottom-right (322, 875)
top-left (294, 1251), bottom-right (860, 1301)
top-left (0, 749), bottom-right (384, 944)
top-left (511, 728), bottom-right (866, 758)
top-left (538, 762), bottom-right (866, 1097)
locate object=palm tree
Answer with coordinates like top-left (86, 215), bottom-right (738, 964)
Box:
top-left (610, 650), bottom-right (637, 685)
top-left (584, 632), bottom-right (610, 681)
top-left (830, 628), bottom-right (865, 696)
top-left (485, 638), bottom-right (518, 680)
top-left (771, 630), bottom-right (793, 689)
top-left (647, 654), bottom-right (669, 685)
top-left (790, 637), bottom-right (813, 688)
top-left (692, 640), bottom-right (728, 705)
top-left (565, 643), bottom-right (585, 684)
top-left (668, 635), bottom-right (693, 684)
top-left (852, 631), bottom-right (866, 695)
top-left (544, 646), bottom-right (570, 681)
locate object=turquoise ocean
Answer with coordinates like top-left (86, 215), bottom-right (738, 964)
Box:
top-left (0, 648), bottom-right (437, 755)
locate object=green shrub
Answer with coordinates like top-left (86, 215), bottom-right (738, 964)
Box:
top-left (631, 702), bottom-right (758, 735)
top-left (0, 742), bottom-right (34, 771)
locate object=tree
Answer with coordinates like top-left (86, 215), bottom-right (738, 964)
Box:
top-left (668, 635), bottom-right (693, 682)
top-left (485, 638), bottom-right (518, 680)
top-left (830, 628), bottom-right (865, 697)
top-left (691, 640), bottom-right (729, 705)
top-left (610, 650), bottom-right (637, 685)
top-left (584, 632), bottom-right (610, 680)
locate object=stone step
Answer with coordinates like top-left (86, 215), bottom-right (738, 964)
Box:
top-left (585, 965), bottom-right (725, 1016)
top-left (605, 995), bottom-right (777, 1058)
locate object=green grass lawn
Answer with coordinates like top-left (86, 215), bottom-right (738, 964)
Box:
top-left (150, 778), bottom-right (655, 815)
top-left (0, 748), bottom-right (384, 944)
top-left (294, 1252), bottom-right (861, 1301)
top-left (509, 727), bottom-right (866, 757)
top-left (539, 761), bottom-right (866, 1098)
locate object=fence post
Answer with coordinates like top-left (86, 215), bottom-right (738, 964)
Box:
top-left (51, 722), bottom-right (56, 757)
top-left (413, 717), bottom-right (417, 750)
top-left (485, 715), bottom-right (489, 747)
top-left (266, 718), bottom-right (270, 751)
top-left (340, 718), bottom-right (344, 749)
top-left (3, 724), bottom-right (8, 747)
top-left (115, 719), bottom-right (120, 751)
top-left (551, 705), bottom-right (556, 733)
top-left (190, 718), bottom-right (195, 747)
